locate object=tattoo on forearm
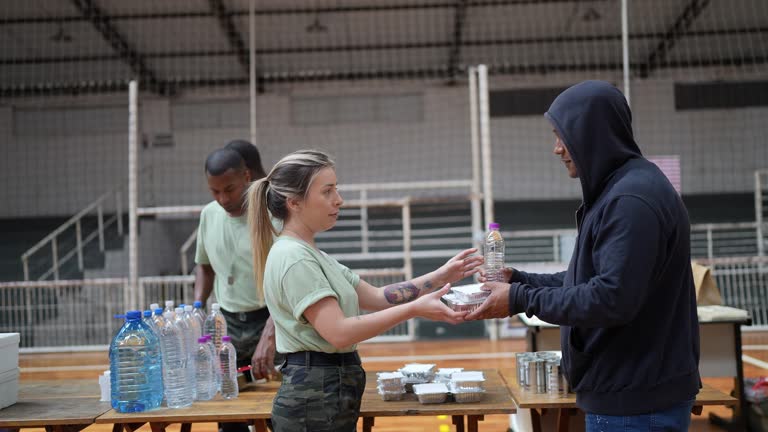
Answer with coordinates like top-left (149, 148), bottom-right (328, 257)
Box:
top-left (384, 282), bottom-right (420, 304)
top-left (424, 280), bottom-right (434, 292)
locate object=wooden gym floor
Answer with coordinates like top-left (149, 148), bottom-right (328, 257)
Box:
top-left (18, 334), bottom-right (768, 432)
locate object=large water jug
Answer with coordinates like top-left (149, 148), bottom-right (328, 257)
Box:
top-left (109, 310), bottom-right (163, 413)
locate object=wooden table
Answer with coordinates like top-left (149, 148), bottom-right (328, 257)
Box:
top-left (500, 368), bottom-right (738, 432)
top-left (0, 381), bottom-right (110, 432)
top-left (359, 368), bottom-right (516, 432)
top-left (94, 381), bottom-right (279, 432)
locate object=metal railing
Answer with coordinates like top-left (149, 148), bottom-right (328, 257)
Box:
top-left (20, 187), bottom-right (124, 281)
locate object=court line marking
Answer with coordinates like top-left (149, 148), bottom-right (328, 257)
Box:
top-left (742, 354), bottom-right (768, 371)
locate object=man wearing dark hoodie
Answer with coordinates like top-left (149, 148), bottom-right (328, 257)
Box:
top-left (467, 81), bottom-right (700, 430)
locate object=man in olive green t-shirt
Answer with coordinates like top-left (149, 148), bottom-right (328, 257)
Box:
top-left (194, 147), bottom-right (278, 395)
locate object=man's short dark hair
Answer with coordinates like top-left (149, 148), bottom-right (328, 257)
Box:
top-left (225, 140), bottom-right (267, 179)
top-left (204, 148), bottom-right (246, 176)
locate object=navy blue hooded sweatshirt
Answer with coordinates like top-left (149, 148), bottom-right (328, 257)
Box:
top-left (507, 81), bottom-right (701, 415)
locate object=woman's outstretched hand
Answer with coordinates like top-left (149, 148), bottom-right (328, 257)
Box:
top-left (411, 283), bottom-right (467, 325)
top-left (437, 248), bottom-right (484, 284)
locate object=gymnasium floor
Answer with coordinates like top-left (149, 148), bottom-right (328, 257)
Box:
top-left (18, 335), bottom-right (768, 432)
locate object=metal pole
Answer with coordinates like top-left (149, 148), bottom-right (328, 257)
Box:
top-left (76, 220), bottom-right (83, 271)
top-left (249, 0), bottom-right (258, 146)
top-left (97, 204), bottom-right (105, 252)
top-left (621, 0), bottom-right (631, 106)
top-left (22, 257), bottom-right (29, 281)
top-left (361, 189), bottom-right (369, 254)
top-left (402, 199), bottom-right (415, 341)
top-left (52, 238), bottom-right (59, 281)
top-left (116, 190), bottom-right (123, 235)
top-left (477, 64), bottom-right (499, 341)
top-left (128, 80), bottom-right (139, 311)
top-left (756, 171), bottom-right (764, 257)
top-left (477, 65), bottom-right (494, 230)
top-left (468, 66), bottom-right (483, 255)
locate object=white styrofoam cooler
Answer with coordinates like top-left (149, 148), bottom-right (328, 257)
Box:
top-left (0, 368), bottom-right (19, 410)
top-left (0, 333), bottom-right (20, 373)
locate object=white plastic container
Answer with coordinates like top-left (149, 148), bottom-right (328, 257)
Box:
top-left (0, 368), bottom-right (19, 410)
top-left (376, 372), bottom-right (405, 392)
top-left (450, 285), bottom-right (490, 303)
top-left (412, 383), bottom-right (449, 404)
top-left (399, 363), bottom-right (436, 384)
top-left (442, 293), bottom-right (485, 312)
top-left (0, 333), bottom-right (20, 373)
top-left (452, 389), bottom-right (485, 403)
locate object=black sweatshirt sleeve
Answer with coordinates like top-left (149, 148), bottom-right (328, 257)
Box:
top-left (508, 196), bottom-right (661, 327)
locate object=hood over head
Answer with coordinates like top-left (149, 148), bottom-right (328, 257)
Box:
top-left (544, 80), bottom-right (642, 205)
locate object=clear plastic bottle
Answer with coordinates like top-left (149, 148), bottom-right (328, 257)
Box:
top-left (142, 310), bottom-right (156, 334)
top-left (183, 305), bottom-right (202, 342)
top-left (173, 307), bottom-right (197, 400)
top-left (164, 300), bottom-right (175, 314)
top-left (484, 222), bottom-right (506, 282)
top-left (195, 337), bottom-right (216, 400)
top-left (204, 334), bottom-right (221, 393)
top-left (109, 310), bottom-right (163, 412)
top-left (192, 301), bottom-right (207, 329)
top-left (204, 303), bottom-right (227, 351)
top-left (159, 311), bottom-right (193, 408)
top-left (219, 335), bottom-right (238, 400)
top-left (149, 303), bottom-right (160, 315)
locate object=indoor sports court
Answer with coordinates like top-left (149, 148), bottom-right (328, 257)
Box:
top-left (1, 1), bottom-right (767, 431)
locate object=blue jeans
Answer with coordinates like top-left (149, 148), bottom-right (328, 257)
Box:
top-left (585, 400), bottom-right (695, 432)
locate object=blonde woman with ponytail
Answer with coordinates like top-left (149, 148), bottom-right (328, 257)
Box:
top-left (247, 150), bottom-right (483, 432)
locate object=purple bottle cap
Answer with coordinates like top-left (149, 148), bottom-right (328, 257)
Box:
top-left (222, 335), bottom-right (231, 342)
top-left (488, 222), bottom-right (500, 230)
top-left (198, 337), bottom-right (208, 343)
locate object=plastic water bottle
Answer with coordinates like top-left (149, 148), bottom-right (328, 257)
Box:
top-left (484, 222), bottom-right (506, 282)
top-left (150, 303), bottom-right (160, 314)
top-left (195, 337), bottom-right (216, 400)
top-left (204, 335), bottom-right (221, 392)
top-left (183, 305), bottom-right (202, 342)
top-left (164, 300), bottom-right (175, 314)
top-left (159, 311), bottom-right (192, 408)
top-left (173, 307), bottom-right (197, 400)
top-left (109, 310), bottom-right (163, 413)
top-left (192, 301), bottom-right (206, 329)
top-left (219, 335), bottom-right (238, 400)
top-left (142, 310), bottom-right (156, 333)
top-left (204, 303), bottom-right (227, 351)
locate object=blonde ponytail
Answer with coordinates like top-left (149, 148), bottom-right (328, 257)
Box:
top-left (246, 178), bottom-right (276, 302)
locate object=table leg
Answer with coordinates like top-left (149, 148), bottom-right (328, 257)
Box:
top-left (467, 414), bottom-right (484, 432)
top-left (362, 416), bottom-right (375, 432)
top-left (118, 423), bottom-right (146, 432)
top-left (556, 408), bottom-right (576, 432)
top-left (709, 323), bottom-right (750, 432)
top-left (251, 419), bottom-right (268, 432)
top-left (530, 408), bottom-right (543, 432)
top-left (691, 405), bottom-right (703, 416)
top-left (179, 423), bottom-right (191, 432)
top-left (452, 415), bottom-right (465, 432)
top-left (149, 422), bottom-right (169, 432)
top-left (46, 426), bottom-right (90, 432)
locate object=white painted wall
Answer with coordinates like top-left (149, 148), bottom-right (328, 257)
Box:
top-left (1, 74), bottom-right (766, 219)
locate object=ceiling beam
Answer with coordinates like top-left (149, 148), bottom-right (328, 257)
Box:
top-left (3, 26), bottom-right (764, 66)
top-left (1, 0), bottom-right (614, 25)
top-left (207, 0), bottom-right (249, 75)
top-left (3, 55), bottom-right (766, 98)
top-left (639, 0), bottom-right (712, 78)
top-left (69, 0), bottom-right (166, 95)
top-left (447, 0), bottom-right (470, 83)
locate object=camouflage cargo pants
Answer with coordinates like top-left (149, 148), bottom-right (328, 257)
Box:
top-left (271, 362), bottom-right (366, 432)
